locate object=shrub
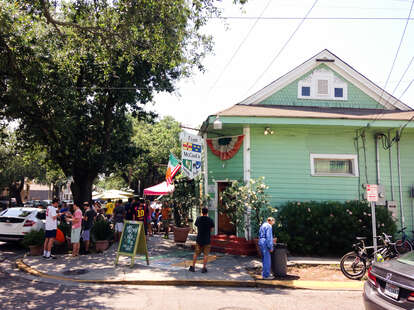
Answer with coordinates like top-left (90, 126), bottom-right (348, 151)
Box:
top-left (274, 200), bottom-right (397, 256)
top-left (22, 229), bottom-right (45, 247)
top-left (91, 220), bottom-right (113, 241)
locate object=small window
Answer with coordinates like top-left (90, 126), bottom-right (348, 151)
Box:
top-left (310, 154), bottom-right (358, 177)
top-left (317, 80), bottom-right (328, 95)
top-left (334, 88), bottom-right (343, 98)
top-left (314, 159), bottom-right (352, 174)
top-left (301, 86), bottom-right (310, 96)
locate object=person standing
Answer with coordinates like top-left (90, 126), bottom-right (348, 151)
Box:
top-left (124, 198), bottom-right (134, 221)
top-left (134, 199), bottom-right (147, 235)
top-left (189, 207), bottom-right (215, 273)
top-left (113, 200), bottom-right (126, 242)
top-left (81, 201), bottom-right (96, 253)
top-left (105, 199), bottom-right (115, 219)
top-left (258, 217), bottom-right (276, 279)
top-left (67, 202), bottom-right (83, 257)
top-left (43, 198), bottom-right (59, 259)
top-left (146, 200), bottom-right (153, 236)
top-left (161, 202), bottom-right (171, 239)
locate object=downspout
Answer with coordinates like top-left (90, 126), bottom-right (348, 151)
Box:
top-left (396, 130), bottom-right (405, 228)
top-left (375, 134), bottom-right (381, 185)
top-left (388, 130), bottom-right (395, 201)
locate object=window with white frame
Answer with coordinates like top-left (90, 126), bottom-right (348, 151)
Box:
top-left (310, 154), bottom-right (358, 177)
top-left (298, 68), bottom-right (347, 100)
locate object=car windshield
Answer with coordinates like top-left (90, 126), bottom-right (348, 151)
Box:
top-left (0, 208), bottom-right (33, 218)
top-left (397, 251), bottom-right (414, 266)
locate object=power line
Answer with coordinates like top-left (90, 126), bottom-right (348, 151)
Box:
top-left (206, 0), bottom-right (272, 98)
top-left (365, 0), bottom-right (414, 126)
top-left (216, 16), bottom-right (414, 21)
top-left (245, 0), bottom-right (319, 95)
top-left (392, 55), bottom-right (414, 95)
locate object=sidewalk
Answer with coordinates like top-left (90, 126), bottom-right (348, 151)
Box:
top-left (16, 234), bottom-right (363, 291)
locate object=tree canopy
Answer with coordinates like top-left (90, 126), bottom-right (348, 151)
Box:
top-left (0, 1), bottom-right (245, 202)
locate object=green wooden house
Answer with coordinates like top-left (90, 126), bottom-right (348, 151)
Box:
top-left (200, 49), bottom-right (414, 239)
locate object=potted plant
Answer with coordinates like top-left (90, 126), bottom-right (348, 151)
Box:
top-left (91, 219), bottom-right (113, 252)
top-left (220, 177), bottom-right (276, 257)
top-left (22, 229), bottom-right (45, 256)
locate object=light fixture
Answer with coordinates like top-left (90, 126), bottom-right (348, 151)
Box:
top-left (264, 127), bottom-right (274, 135)
top-left (213, 116), bottom-right (222, 130)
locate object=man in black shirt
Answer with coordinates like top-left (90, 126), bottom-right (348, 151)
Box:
top-left (189, 207), bottom-right (215, 273)
top-left (82, 202), bottom-right (96, 253)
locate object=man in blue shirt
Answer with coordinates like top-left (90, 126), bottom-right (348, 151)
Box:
top-left (258, 217), bottom-right (275, 279)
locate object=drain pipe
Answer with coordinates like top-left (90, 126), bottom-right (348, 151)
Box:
top-left (375, 134), bottom-right (381, 185)
top-left (396, 130), bottom-right (405, 228)
top-left (388, 130), bottom-right (395, 201)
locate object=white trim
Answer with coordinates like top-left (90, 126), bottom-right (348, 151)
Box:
top-left (243, 126), bottom-right (251, 240)
top-left (238, 49), bottom-right (410, 111)
top-left (297, 68), bottom-right (348, 101)
top-left (310, 153), bottom-right (359, 177)
top-left (203, 133), bottom-right (208, 198)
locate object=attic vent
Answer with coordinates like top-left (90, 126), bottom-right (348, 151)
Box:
top-left (317, 80), bottom-right (328, 95)
top-left (316, 58), bottom-right (334, 62)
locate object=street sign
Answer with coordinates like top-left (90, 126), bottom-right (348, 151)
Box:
top-left (115, 220), bottom-right (149, 267)
top-left (366, 184), bottom-right (378, 202)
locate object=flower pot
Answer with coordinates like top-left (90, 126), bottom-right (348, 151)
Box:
top-left (95, 240), bottom-right (109, 252)
top-left (29, 245), bottom-right (43, 256)
top-left (173, 226), bottom-right (191, 243)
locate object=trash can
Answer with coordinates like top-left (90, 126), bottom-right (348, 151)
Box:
top-left (271, 243), bottom-right (287, 277)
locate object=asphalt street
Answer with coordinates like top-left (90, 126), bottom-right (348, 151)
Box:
top-left (0, 242), bottom-right (365, 310)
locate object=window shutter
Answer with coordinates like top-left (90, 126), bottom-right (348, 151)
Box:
top-left (317, 80), bottom-right (328, 95)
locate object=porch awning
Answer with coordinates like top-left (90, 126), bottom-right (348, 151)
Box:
top-left (143, 181), bottom-right (174, 196)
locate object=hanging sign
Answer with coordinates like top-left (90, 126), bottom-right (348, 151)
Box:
top-left (180, 131), bottom-right (203, 179)
top-left (115, 220), bottom-right (149, 267)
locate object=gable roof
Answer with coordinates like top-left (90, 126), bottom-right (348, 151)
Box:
top-left (238, 49), bottom-right (411, 111)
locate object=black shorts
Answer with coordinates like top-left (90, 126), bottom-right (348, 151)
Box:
top-left (45, 229), bottom-right (57, 239)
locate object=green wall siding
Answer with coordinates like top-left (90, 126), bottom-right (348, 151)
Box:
top-left (248, 125), bottom-right (414, 234)
top-left (260, 64), bottom-right (386, 110)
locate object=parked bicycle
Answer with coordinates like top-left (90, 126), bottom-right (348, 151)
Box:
top-left (340, 233), bottom-right (398, 280)
top-left (394, 226), bottom-right (414, 254)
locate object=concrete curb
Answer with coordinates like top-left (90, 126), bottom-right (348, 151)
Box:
top-left (16, 259), bottom-right (363, 291)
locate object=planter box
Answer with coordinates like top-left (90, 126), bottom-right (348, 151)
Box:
top-left (95, 240), bottom-right (109, 252)
top-left (173, 226), bottom-right (191, 243)
top-left (28, 245), bottom-right (43, 256)
top-left (210, 235), bottom-right (257, 256)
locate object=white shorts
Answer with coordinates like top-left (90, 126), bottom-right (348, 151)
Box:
top-left (115, 222), bottom-right (124, 233)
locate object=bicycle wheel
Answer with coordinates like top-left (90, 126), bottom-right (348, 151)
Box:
top-left (394, 240), bottom-right (413, 255)
top-left (340, 252), bottom-right (366, 280)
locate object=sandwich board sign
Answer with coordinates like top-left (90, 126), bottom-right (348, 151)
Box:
top-left (115, 220), bottom-right (149, 267)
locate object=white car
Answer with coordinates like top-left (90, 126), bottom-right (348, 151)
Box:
top-left (0, 207), bottom-right (46, 242)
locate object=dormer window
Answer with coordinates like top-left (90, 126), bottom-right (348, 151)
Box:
top-left (298, 68), bottom-right (347, 100)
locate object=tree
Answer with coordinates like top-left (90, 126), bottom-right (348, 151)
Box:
top-left (0, 1), bottom-right (245, 203)
top-left (0, 134), bottom-right (46, 205)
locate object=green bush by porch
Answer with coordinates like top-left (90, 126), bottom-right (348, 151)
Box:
top-left (274, 200), bottom-right (396, 256)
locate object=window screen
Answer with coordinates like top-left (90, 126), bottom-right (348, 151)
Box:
top-left (314, 159), bottom-right (353, 174)
top-left (317, 80), bottom-right (328, 95)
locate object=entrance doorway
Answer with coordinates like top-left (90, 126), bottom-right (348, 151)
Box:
top-left (217, 182), bottom-right (236, 235)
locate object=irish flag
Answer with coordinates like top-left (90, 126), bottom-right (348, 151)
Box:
top-left (165, 153), bottom-right (181, 185)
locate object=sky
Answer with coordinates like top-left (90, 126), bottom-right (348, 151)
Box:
top-left (148, 0), bottom-right (414, 129)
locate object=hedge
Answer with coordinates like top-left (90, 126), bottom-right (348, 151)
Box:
top-left (274, 200), bottom-right (397, 256)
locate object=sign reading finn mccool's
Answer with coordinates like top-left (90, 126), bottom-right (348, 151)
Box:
top-left (180, 131), bottom-right (203, 179)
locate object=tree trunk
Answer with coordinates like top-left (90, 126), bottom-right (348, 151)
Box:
top-left (70, 173), bottom-right (95, 204)
top-left (8, 178), bottom-right (24, 206)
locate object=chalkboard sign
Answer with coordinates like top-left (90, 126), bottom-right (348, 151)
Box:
top-left (115, 220), bottom-right (149, 267)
